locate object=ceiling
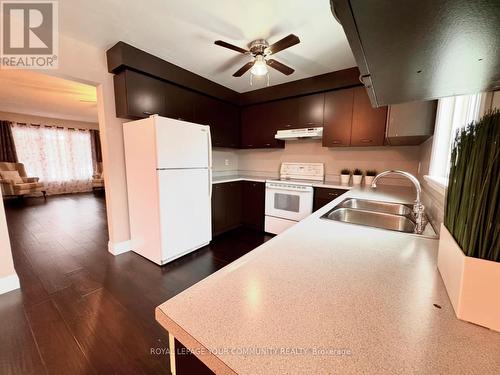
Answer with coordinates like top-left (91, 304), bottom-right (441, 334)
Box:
top-left (0, 70), bottom-right (98, 122)
top-left (59, 0), bottom-right (356, 92)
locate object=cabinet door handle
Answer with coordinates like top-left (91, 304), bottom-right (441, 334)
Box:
top-left (328, 193), bottom-right (339, 196)
top-left (143, 111), bottom-right (153, 115)
top-left (332, 140), bottom-right (342, 144)
top-left (246, 144), bottom-right (253, 147)
top-left (361, 139), bottom-right (373, 143)
top-left (265, 143), bottom-right (271, 146)
top-left (306, 122), bottom-right (316, 126)
top-left (285, 124), bottom-right (292, 128)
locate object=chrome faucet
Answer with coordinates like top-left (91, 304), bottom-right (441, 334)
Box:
top-left (370, 170), bottom-right (425, 234)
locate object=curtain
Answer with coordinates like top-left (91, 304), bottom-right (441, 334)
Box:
top-left (0, 120), bottom-right (18, 162)
top-left (90, 129), bottom-right (102, 175)
top-left (11, 124), bottom-right (93, 195)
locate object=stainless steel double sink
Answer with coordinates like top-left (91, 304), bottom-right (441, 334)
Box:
top-left (321, 198), bottom-right (437, 238)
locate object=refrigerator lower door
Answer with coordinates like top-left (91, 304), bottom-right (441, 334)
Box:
top-left (157, 168), bottom-right (212, 263)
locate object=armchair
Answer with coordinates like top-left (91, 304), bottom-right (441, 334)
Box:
top-left (92, 162), bottom-right (104, 190)
top-left (0, 162), bottom-right (46, 198)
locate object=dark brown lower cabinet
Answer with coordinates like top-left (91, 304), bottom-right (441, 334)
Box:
top-left (212, 181), bottom-right (265, 236)
top-left (241, 181), bottom-right (265, 231)
top-left (313, 187), bottom-right (348, 211)
top-left (175, 339), bottom-right (214, 375)
top-left (211, 182), bottom-right (242, 236)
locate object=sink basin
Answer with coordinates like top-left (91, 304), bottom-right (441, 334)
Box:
top-left (321, 198), bottom-right (438, 238)
top-left (323, 208), bottom-right (416, 233)
top-left (339, 198), bottom-right (413, 216)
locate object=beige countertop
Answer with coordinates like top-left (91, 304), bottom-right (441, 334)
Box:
top-left (212, 174), bottom-right (353, 190)
top-left (156, 185), bottom-right (500, 374)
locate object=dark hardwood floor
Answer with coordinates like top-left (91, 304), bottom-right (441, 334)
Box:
top-left (1, 193), bottom-right (272, 374)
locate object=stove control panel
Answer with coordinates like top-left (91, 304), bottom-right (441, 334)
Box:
top-left (279, 162), bottom-right (325, 181)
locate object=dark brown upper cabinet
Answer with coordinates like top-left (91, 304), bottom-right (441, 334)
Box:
top-left (114, 69), bottom-right (239, 148)
top-left (298, 93), bottom-right (325, 128)
top-left (194, 95), bottom-right (239, 148)
top-left (322, 89), bottom-right (354, 147)
top-left (217, 101), bottom-right (240, 148)
top-left (350, 87), bottom-right (388, 146)
top-left (267, 98), bottom-right (300, 130)
top-left (114, 69), bottom-right (196, 121)
top-left (163, 82), bottom-right (195, 122)
top-left (240, 103), bottom-right (285, 149)
top-left (114, 69), bottom-right (166, 119)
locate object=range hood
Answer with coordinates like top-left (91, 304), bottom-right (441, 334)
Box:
top-left (275, 127), bottom-right (323, 140)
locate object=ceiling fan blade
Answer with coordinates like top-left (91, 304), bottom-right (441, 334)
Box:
top-left (233, 61), bottom-right (255, 77)
top-left (267, 59), bottom-right (294, 75)
top-left (214, 40), bottom-right (248, 54)
top-left (266, 34), bottom-right (300, 55)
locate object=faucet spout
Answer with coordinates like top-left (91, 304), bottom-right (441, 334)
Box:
top-left (370, 170), bottom-right (425, 234)
top-left (370, 170), bottom-right (421, 202)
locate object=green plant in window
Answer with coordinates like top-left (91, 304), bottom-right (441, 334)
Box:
top-left (444, 110), bottom-right (499, 262)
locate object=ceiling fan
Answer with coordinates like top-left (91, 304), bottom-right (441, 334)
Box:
top-left (214, 34), bottom-right (300, 78)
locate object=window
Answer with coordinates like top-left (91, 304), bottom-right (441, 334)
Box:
top-left (11, 124), bottom-right (94, 195)
top-left (426, 93), bottom-right (489, 189)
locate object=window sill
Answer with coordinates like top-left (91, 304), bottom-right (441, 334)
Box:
top-left (423, 175), bottom-right (447, 196)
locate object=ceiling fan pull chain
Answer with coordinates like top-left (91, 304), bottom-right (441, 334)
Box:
top-left (266, 72), bottom-right (270, 87)
top-left (250, 74), bottom-right (253, 86)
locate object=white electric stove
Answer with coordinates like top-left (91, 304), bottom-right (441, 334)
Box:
top-left (265, 163), bottom-right (325, 234)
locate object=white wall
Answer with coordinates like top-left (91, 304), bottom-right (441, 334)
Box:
top-left (0, 194), bottom-right (14, 279)
top-left (238, 140), bottom-right (421, 184)
top-left (0, 33), bottom-right (131, 258)
top-left (0, 191), bottom-right (19, 294)
top-left (0, 111), bottom-right (99, 130)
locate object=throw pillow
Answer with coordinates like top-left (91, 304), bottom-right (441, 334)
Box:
top-left (0, 170), bottom-right (24, 184)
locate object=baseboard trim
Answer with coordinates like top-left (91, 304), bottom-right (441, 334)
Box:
top-left (0, 273), bottom-right (20, 295)
top-left (108, 240), bottom-right (133, 256)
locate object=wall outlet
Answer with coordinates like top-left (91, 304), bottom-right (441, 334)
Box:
top-left (224, 159), bottom-right (230, 166)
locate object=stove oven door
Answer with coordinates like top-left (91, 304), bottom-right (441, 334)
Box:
top-left (265, 182), bottom-right (314, 222)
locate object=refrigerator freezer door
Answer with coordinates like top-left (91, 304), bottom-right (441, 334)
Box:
top-left (157, 168), bottom-right (211, 263)
top-left (154, 116), bottom-right (210, 169)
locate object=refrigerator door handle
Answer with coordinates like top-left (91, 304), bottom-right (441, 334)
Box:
top-left (207, 126), bottom-right (213, 198)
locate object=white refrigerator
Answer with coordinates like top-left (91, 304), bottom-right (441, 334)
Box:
top-left (123, 115), bottom-right (212, 265)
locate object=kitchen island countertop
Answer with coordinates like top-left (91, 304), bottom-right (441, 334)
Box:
top-left (156, 185), bottom-right (500, 374)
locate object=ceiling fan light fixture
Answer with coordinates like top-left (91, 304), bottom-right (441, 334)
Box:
top-left (250, 55), bottom-right (268, 76)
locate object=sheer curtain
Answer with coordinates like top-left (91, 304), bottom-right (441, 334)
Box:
top-left (428, 93), bottom-right (487, 186)
top-left (11, 124), bottom-right (93, 195)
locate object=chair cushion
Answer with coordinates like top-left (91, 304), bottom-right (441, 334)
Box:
top-left (13, 182), bottom-right (44, 193)
top-left (0, 170), bottom-right (23, 184)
